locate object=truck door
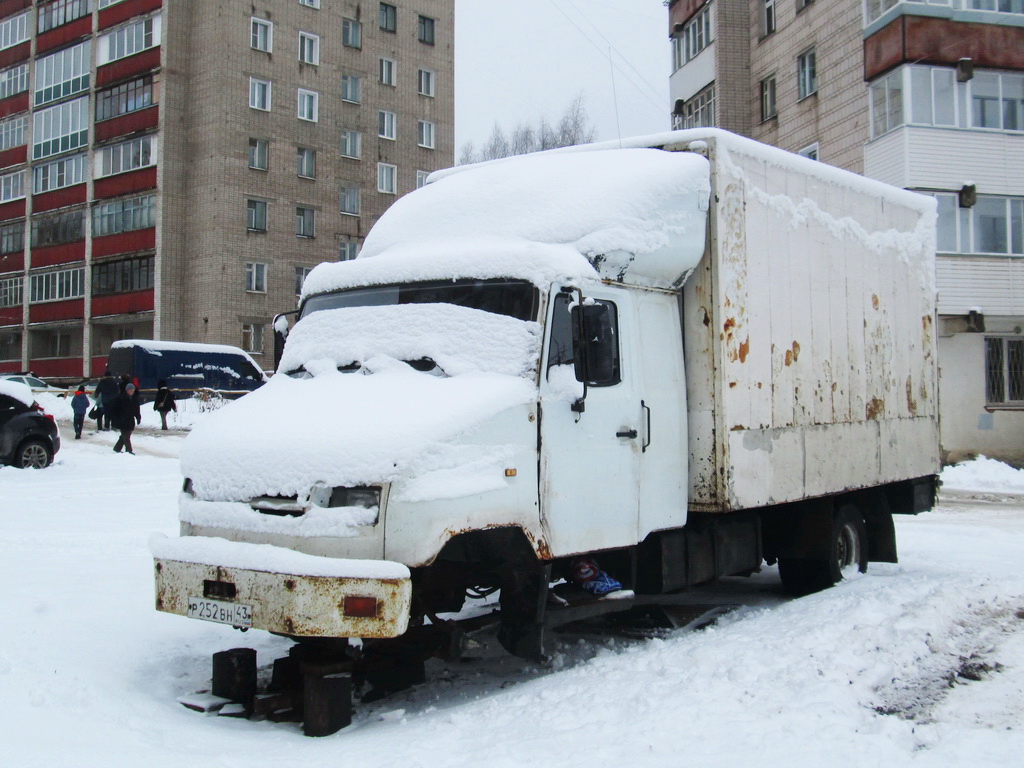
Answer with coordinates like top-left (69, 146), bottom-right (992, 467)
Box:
top-left (539, 288), bottom-right (641, 555)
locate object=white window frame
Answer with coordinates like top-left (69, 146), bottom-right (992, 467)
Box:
top-left (245, 262), bottom-right (267, 292)
top-left (798, 142), bottom-right (820, 161)
top-left (677, 85), bottom-right (716, 129)
top-left (870, 69), bottom-right (903, 138)
top-left (378, 110), bottom-right (396, 140)
top-left (248, 138), bottom-right (268, 170)
top-left (985, 336), bottom-right (1024, 406)
top-left (0, 12), bottom-right (29, 52)
top-left (29, 266), bottom-right (84, 303)
top-left (298, 32), bottom-right (319, 65)
top-left (299, 0), bottom-right (320, 8)
top-left (96, 135), bottom-right (156, 177)
top-left (339, 239), bottom-right (360, 261)
top-left (32, 97), bottom-right (89, 160)
top-left (34, 40), bottom-right (91, 107)
top-left (297, 89), bottom-right (319, 122)
top-left (797, 48), bottom-right (817, 100)
top-left (249, 77), bottom-right (271, 111)
top-left (242, 323), bottom-right (264, 355)
top-left (763, 0), bottom-right (777, 36)
top-left (0, 114), bottom-right (26, 152)
top-left (0, 275), bottom-right (22, 308)
top-left (377, 162), bottom-right (397, 194)
top-left (340, 129), bottom-right (361, 159)
top-left (33, 153), bottom-right (86, 194)
top-left (251, 17), bottom-right (273, 52)
top-left (0, 64), bottom-right (28, 101)
top-left (98, 14), bottom-right (161, 65)
top-left (92, 193), bottom-right (155, 236)
top-left (379, 57), bottom-right (396, 86)
top-left (673, 5), bottom-right (713, 70)
top-left (296, 146), bottom-right (315, 178)
top-left (246, 199), bottom-right (268, 232)
top-left (418, 68), bottom-right (436, 97)
top-left (341, 75), bottom-right (361, 104)
top-left (761, 74), bottom-right (777, 121)
top-left (418, 120), bottom-right (435, 149)
top-left (340, 185), bottom-right (360, 216)
top-left (0, 169), bottom-right (24, 202)
top-left (342, 18), bottom-right (362, 49)
top-left (416, 170), bottom-right (429, 188)
top-left (296, 206), bottom-right (315, 238)
top-left (295, 266), bottom-right (312, 295)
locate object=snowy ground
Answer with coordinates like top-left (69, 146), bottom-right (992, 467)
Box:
top-left (2, 412), bottom-right (1024, 767)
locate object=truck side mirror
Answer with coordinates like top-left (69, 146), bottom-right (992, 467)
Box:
top-left (570, 302), bottom-right (620, 387)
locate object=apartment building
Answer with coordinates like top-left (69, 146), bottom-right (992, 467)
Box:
top-left (668, 0), bottom-right (1024, 465)
top-left (0, 0), bottom-right (454, 379)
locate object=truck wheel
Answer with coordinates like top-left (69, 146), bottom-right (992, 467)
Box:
top-left (779, 504), bottom-right (867, 596)
top-left (16, 439), bottom-right (52, 469)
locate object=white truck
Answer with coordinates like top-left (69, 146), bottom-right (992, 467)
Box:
top-left (153, 129), bottom-right (938, 702)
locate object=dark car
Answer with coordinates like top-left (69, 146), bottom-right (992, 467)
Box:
top-left (0, 381), bottom-right (60, 468)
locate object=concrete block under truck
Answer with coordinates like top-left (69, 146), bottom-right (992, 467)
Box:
top-left (152, 129), bottom-right (939, 734)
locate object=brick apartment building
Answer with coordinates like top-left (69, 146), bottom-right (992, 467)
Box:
top-left (0, 0), bottom-right (454, 379)
top-left (668, 0), bottom-right (1024, 465)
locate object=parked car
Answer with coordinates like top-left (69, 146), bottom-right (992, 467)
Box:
top-left (0, 379), bottom-right (60, 468)
top-left (1, 374), bottom-right (63, 394)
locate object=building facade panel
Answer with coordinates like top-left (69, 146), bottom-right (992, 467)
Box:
top-left (93, 165), bottom-right (157, 198)
top-left (98, 0), bottom-right (163, 30)
top-left (29, 298), bottom-right (83, 323)
top-left (33, 184), bottom-right (87, 212)
top-left (96, 46), bottom-right (160, 87)
top-left (36, 15), bottom-right (93, 54)
top-left (95, 105), bottom-right (159, 141)
top-left (31, 241), bottom-right (85, 268)
top-left (93, 226), bottom-right (155, 257)
top-left (0, 92), bottom-right (28, 119)
top-left (0, 143), bottom-right (24, 169)
top-left (92, 289), bottom-right (154, 316)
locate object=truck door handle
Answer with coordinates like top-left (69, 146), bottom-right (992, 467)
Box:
top-left (616, 429), bottom-right (638, 439)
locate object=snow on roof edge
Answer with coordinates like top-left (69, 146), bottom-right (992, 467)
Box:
top-left (112, 339), bottom-right (264, 369)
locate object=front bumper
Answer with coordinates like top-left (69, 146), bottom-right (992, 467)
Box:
top-left (151, 534), bottom-right (411, 639)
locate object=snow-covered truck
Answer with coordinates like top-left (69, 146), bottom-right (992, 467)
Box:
top-left (153, 129), bottom-right (938, 684)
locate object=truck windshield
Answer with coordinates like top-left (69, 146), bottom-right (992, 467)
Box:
top-left (300, 279), bottom-right (539, 322)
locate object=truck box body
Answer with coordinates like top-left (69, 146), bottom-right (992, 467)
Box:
top-left (152, 129), bottom-right (938, 660)
top-left (109, 340), bottom-right (267, 401)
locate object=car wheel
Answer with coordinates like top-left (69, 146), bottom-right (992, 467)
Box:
top-left (16, 439), bottom-right (52, 469)
top-left (779, 504), bottom-right (868, 596)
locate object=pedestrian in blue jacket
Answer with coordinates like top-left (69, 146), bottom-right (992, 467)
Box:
top-left (70, 385), bottom-right (90, 439)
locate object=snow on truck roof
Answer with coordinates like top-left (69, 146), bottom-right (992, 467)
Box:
top-left (300, 145), bottom-right (713, 298)
top-left (112, 339), bottom-right (261, 363)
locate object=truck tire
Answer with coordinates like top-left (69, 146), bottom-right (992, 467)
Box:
top-left (16, 439), bottom-right (52, 469)
top-left (779, 504), bottom-right (867, 596)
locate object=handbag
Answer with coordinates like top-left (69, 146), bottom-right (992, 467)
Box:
top-left (88, 405), bottom-right (100, 420)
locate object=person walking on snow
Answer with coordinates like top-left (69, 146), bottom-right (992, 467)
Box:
top-left (153, 379), bottom-right (177, 431)
top-left (95, 369), bottom-right (119, 431)
top-left (70, 385), bottom-right (90, 439)
top-left (112, 382), bottom-right (141, 454)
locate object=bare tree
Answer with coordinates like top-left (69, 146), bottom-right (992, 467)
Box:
top-left (460, 94), bottom-right (597, 164)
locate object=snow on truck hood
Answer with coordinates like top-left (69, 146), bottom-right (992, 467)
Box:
top-left (300, 148), bottom-right (711, 296)
top-left (182, 304), bottom-right (540, 501)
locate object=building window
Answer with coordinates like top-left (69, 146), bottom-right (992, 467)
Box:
top-left (986, 337), bottom-right (1024, 405)
top-left (798, 142), bottom-right (820, 161)
top-left (38, 0), bottom-right (92, 35)
top-left (33, 154), bottom-right (86, 194)
top-left (245, 262), bottom-right (267, 292)
top-left (763, 0), bottom-right (777, 35)
top-left (416, 170), bottom-right (429, 188)
top-left (297, 89), bottom-right (319, 122)
top-left (295, 266), bottom-right (312, 295)
top-left (341, 75), bottom-right (361, 104)
top-left (29, 267), bottom-right (84, 303)
top-left (0, 114), bottom-right (26, 152)
top-left (95, 75), bottom-right (155, 121)
top-left (296, 207), bottom-right (315, 238)
top-left (910, 67), bottom-right (957, 128)
top-left (242, 323), bottom-right (264, 355)
top-left (675, 86), bottom-right (716, 129)
top-left (93, 194), bottom-right (156, 236)
top-left (418, 15), bottom-right (435, 45)
top-left (339, 239), bottom-right (360, 261)
top-left (378, 110), bottom-right (396, 140)
top-left (246, 199), bottom-right (268, 232)
top-left (98, 14), bottom-right (160, 64)
top-left (923, 192), bottom-right (1024, 256)
top-left (0, 12), bottom-right (29, 52)
top-left (340, 130), bottom-right (361, 159)
top-left (97, 135), bottom-right (155, 177)
top-left (0, 64), bottom-right (28, 101)
top-left (870, 69), bottom-right (903, 138)
top-left (33, 96), bottom-right (89, 160)
top-left (340, 184), bottom-right (360, 216)
top-left (299, 0), bottom-right (320, 8)
top-left (0, 221), bottom-right (24, 254)
top-left (298, 32), bottom-right (319, 65)
top-left (797, 48), bottom-right (817, 100)
top-left (0, 275), bottom-right (22, 308)
top-left (250, 78), bottom-right (271, 111)
top-left (673, 5), bottom-right (713, 70)
top-left (92, 255), bottom-right (154, 296)
top-left (418, 120), bottom-right (435, 149)
top-left (971, 71), bottom-right (1024, 131)
top-left (379, 3), bottom-right (397, 32)
top-left (342, 18), bottom-right (362, 49)
top-left (760, 75), bottom-right (777, 121)
top-left (31, 208), bottom-right (85, 248)
top-left (34, 40), bottom-right (91, 107)
top-left (248, 138), bottom-right (268, 170)
top-left (296, 146), bottom-right (316, 178)
top-left (251, 17), bottom-right (272, 52)
top-left (379, 57), bottom-right (396, 86)
top-left (418, 69), bottom-right (436, 97)
top-left (0, 169), bottom-right (24, 202)
top-left (377, 162), bottom-right (397, 194)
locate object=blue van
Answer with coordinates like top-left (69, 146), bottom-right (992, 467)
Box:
top-left (107, 340), bottom-right (268, 401)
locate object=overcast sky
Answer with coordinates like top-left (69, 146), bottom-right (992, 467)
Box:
top-left (453, 0), bottom-right (669, 154)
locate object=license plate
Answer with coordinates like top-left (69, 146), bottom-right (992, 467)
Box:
top-left (187, 596), bottom-right (253, 627)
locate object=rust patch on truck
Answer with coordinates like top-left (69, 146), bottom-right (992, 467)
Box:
top-left (738, 338), bottom-right (750, 363)
top-left (906, 377), bottom-right (918, 415)
top-left (784, 340), bottom-right (801, 367)
top-left (866, 397), bottom-right (885, 420)
top-left (872, 294), bottom-right (880, 310)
